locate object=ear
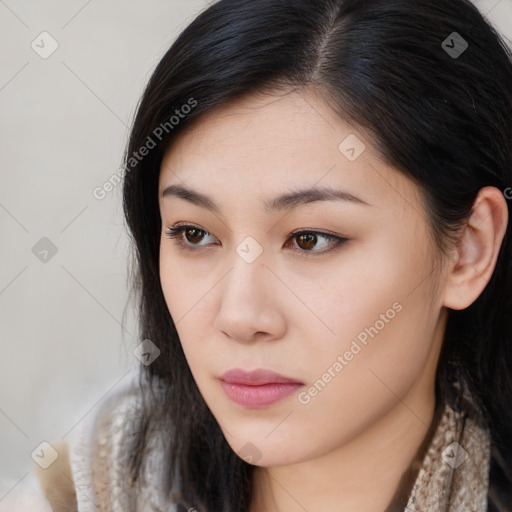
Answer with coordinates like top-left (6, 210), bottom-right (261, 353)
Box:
top-left (443, 186), bottom-right (508, 310)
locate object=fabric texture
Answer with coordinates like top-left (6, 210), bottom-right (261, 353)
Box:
top-left (404, 389), bottom-right (490, 511)
top-left (68, 375), bottom-right (494, 512)
top-left (70, 376), bottom-right (177, 512)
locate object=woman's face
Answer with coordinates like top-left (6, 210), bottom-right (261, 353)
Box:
top-left (158, 88), bottom-right (450, 467)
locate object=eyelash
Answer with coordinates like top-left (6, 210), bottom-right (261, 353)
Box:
top-left (164, 224), bottom-right (348, 257)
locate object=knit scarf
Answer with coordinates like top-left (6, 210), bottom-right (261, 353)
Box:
top-left (70, 380), bottom-right (491, 512)
top-left (403, 391), bottom-right (490, 511)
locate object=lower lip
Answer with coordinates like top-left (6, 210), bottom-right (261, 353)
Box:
top-left (220, 381), bottom-right (303, 408)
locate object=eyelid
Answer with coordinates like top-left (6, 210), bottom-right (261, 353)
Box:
top-left (165, 223), bottom-right (217, 250)
top-left (286, 230), bottom-right (348, 256)
top-left (164, 223), bottom-right (349, 255)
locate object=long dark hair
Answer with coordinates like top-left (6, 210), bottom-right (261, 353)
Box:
top-left (121, 1), bottom-right (512, 510)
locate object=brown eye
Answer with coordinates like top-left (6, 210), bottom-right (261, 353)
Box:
top-left (165, 225), bottom-right (216, 250)
top-left (166, 225), bottom-right (348, 256)
top-left (288, 231), bottom-right (347, 254)
top-left (295, 233), bottom-right (317, 250)
top-left (184, 227), bottom-right (206, 244)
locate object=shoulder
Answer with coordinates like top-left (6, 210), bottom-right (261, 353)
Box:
top-left (1, 374), bottom-right (173, 512)
top-left (68, 372), bottom-right (176, 512)
top-left (68, 374), bottom-right (145, 511)
top-left (27, 378), bottom-right (143, 512)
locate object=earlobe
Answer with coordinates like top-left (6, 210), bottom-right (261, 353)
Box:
top-left (443, 186), bottom-right (508, 311)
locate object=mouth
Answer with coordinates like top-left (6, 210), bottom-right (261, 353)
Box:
top-left (219, 368), bottom-right (304, 408)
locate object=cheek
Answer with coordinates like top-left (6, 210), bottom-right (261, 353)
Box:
top-left (159, 249), bottom-right (190, 347)
top-left (303, 243), bottom-right (436, 396)
top-left (159, 239), bottom-right (221, 318)
top-left (308, 254), bottom-right (402, 345)
top-left (289, 292), bottom-right (436, 461)
top-left (159, 248), bottom-right (214, 375)
top-left (159, 244), bottom-right (199, 322)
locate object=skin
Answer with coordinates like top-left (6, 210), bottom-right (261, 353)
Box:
top-left (157, 87), bottom-right (508, 512)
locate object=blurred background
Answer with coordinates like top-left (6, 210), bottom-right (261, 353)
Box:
top-left (0, 0), bottom-right (214, 503)
top-left (0, 0), bottom-right (511, 504)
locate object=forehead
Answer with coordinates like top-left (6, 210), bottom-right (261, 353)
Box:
top-left (162, 88), bottom-right (354, 168)
top-left (158, 88), bottom-right (422, 216)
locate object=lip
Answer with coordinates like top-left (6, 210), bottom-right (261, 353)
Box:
top-left (219, 368), bottom-right (303, 408)
top-left (220, 368), bottom-right (303, 385)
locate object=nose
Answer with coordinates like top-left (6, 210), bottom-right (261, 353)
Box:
top-left (213, 253), bottom-right (286, 344)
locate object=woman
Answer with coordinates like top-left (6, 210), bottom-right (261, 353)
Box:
top-left (40, 0), bottom-right (512, 510)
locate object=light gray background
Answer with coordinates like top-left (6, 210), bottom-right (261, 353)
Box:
top-left (0, 0), bottom-right (511, 501)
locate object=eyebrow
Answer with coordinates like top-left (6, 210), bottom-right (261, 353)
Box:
top-left (161, 183), bottom-right (372, 214)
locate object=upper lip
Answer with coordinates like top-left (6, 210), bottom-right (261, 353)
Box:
top-left (220, 368), bottom-right (303, 385)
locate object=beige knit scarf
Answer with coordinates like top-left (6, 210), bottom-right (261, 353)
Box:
top-left (403, 393), bottom-right (490, 511)
top-left (70, 380), bottom-right (491, 512)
